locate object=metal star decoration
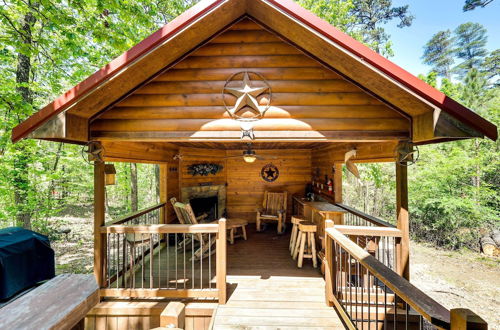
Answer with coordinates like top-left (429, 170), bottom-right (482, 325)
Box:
top-left (223, 72), bottom-right (269, 117)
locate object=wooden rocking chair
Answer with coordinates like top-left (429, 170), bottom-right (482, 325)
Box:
top-left (170, 198), bottom-right (216, 260)
top-left (256, 191), bottom-right (288, 234)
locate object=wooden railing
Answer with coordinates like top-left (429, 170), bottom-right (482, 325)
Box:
top-left (106, 202), bottom-right (166, 226)
top-left (98, 219), bottom-right (227, 303)
top-left (336, 203), bottom-right (395, 228)
top-left (324, 222), bottom-right (487, 329)
top-left (335, 225), bottom-right (402, 273)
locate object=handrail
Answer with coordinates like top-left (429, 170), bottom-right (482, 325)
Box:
top-left (326, 227), bottom-right (450, 328)
top-left (335, 203), bottom-right (395, 228)
top-left (101, 223), bottom-right (220, 234)
top-left (334, 225), bottom-right (402, 237)
top-left (106, 202), bottom-right (166, 226)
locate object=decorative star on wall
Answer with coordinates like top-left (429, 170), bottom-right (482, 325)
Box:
top-left (223, 72), bottom-right (270, 118)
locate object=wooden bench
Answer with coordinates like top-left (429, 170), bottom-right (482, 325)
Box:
top-left (0, 274), bottom-right (98, 330)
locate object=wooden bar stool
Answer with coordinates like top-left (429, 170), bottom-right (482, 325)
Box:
top-left (294, 221), bottom-right (318, 268)
top-left (289, 216), bottom-right (306, 255)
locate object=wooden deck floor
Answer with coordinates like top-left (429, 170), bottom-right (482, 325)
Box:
top-left (212, 225), bottom-right (345, 330)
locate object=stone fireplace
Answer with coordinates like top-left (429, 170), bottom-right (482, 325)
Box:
top-left (181, 185), bottom-right (226, 221)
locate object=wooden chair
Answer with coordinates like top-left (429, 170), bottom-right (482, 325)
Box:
top-left (170, 198), bottom-right (216, 260)
top-left (256, 191), bottom-right (288, 234)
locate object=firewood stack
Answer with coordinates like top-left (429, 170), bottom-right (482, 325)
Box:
top-left (480, 230), bottom-right (500, 257)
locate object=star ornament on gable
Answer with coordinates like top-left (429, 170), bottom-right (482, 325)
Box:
top-left (222, 71), bottom-right (271, 120)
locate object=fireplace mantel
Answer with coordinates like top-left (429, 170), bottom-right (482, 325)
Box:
top-left (181, 185), bottom-right (226, 219)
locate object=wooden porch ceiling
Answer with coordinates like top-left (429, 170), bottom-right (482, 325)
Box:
top-left (168, 141), bottom-right (326, 150)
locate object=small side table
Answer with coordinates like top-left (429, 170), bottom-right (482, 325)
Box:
top-left (226, 218), bottom-right (248, 244)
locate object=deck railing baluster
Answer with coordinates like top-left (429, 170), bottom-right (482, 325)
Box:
top-left (175, 233), bottom-right (178, 290)
top-left (183, 233), bottom-right (186, 290)
top-left (101, 219), bottom-right (224, 301)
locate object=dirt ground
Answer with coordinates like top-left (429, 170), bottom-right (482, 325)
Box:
top-left (52, 215), bottom-right (500, 328)
top-left (410, 242), bottom-right (500, 328)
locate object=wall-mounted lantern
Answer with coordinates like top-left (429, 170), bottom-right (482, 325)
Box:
top-left (105, 164), bottom-right (116, 185)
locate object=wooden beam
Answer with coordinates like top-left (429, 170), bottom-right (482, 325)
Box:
top-left (333, 163), bottom-right (343, 224)
top-left (396, 161), bottom-right (409, 281)
top-left (101, 141), bottom-right (177, 163)
top-left (100, 288), bottom-right (218, 298)
top-left (115, 93), bottom-right (383, 107)
top-left (27, 112), bottom-right (88, 142)
top-left (91, 118), bottom-right (408, 132)
top-left (413, 109), bottom-right (484, 142)
top-left (92, 130), bottom-right (409, 142)
top-left (135, 79), bottom-right (361, 94)
top-left (100, 105), bottom-right (399, 120)
top-left (334, 225), bottom-right (403, 237)
top-left (155, 67), bottom-right (341, 81)
top-left (159, 163), bottom-right (168, 224)
top-left (93, 161), bottom-right (106, 288)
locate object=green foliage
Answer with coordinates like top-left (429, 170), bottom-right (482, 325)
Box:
top-left (483, 49), bottom-right (500, 85)
top-left (422, 30), bottom-right (455, 79)
top-left (298, 0), bottom-right (414, 57)
top-left (297, 0), bottom-right (357, 33)
top-left (0, 0), bottom-right (195, 234)
top-left (463, 0), bottom-right (495, 11)
top-left (454, 22), bottom-right (488, 76)
top-left (350, 0), bottom-right (414, 56)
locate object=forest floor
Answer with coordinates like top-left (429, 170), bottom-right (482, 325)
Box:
top-left (51, 213), bottom-right (499, 328)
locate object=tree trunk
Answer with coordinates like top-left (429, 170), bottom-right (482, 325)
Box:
top-left (155, 165), bottom-right (160, 202)
top-left (14, 10), bottom-right (36, 229)
top-left (130, 163), bottom-right (138, 212)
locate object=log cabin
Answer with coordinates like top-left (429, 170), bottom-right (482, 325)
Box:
top-left (11, 0), bottom-right (497, 329)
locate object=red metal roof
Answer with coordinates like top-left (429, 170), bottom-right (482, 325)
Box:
top-left (12, 0), bottom-right (497, 142)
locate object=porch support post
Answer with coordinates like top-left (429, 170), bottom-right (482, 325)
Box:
top-left (396, 162), bottom-right (410, 281)
top-left (216, 218), bottom-right (227, 304)
top-left (94, 160), bottom-right (106, 287)
top-left (159, 163), bottom-right (168, 224)
top-left (333, 163), bottom-right (343, 224)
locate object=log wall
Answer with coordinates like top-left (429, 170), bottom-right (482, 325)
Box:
top-left (91, 18), bottom-right (409, 141)
top-left (176, 147), bottom-right (311, 222)
top-left (225, 149), bottom-right (311, 221)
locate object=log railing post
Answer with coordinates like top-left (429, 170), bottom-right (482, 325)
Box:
top-left (160, 302), bottom-right (186, 328)
top-left (324, 219), bottom-right (334, 307)
top-left (159, 163), bottom-right (168, 224)
top-left (94, 160), bottom-right (106, 287)
top-left (216, 218), bottom-right (227, 304)
top-left (333, 163), bottom-right (344, 225)
top-left (396, 161), bottom-right (410, 280)
top-left (450, 308), bottom-right (488, 330)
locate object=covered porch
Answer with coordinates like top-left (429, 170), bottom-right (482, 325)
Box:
top-left (11, 0), bottom-right (496, 328)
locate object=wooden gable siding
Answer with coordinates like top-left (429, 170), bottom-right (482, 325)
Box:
top-left (91, 19), bottom-right (409, 141)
